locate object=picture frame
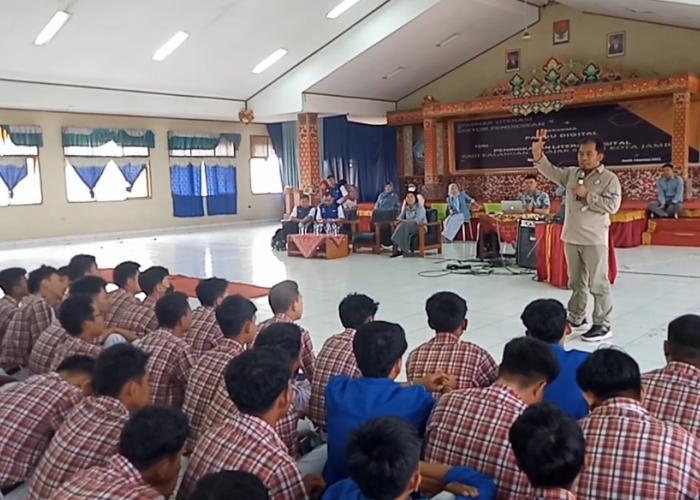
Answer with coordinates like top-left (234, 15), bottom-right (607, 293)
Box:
top-left (606, 31), bottom-right (625, 58)
top-left (505, 49), bottom-right (520, 73)
top-left (553, 19), bottom-right (570, 45)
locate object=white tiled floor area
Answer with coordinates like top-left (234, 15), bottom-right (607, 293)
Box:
top-left (3, 223), bottom-right (700, 374)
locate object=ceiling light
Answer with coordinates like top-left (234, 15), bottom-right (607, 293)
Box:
top-left (383, 68), bottom-right (404, 80)
top-left (152, 31), bottom-right (189, 61)
top-left (437, 34), bottom-right (460, 48)
top-left (522, 29), bottom-right (532, 40)
top-left (34, 11), bottom-right (71, 46)
top-left (327, 0), bottom-right (361, 19)
top-left (252, 49), bottom-right (288, 74)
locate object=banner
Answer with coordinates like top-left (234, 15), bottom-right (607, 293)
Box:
top-left (455, 104), bottom-right (698, 170)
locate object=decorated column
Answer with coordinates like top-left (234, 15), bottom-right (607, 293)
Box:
top-left (672, 92), bottom-right (691, 197)
top-left (422, 118), bottom-right (441, 200)
top-left (297, 113), bottom-right (322, 190)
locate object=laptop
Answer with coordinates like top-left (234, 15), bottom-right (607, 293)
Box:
top-left (483, 203), bottom-right (502, 214)
top-left (501, 200), bottom-right (525, 214)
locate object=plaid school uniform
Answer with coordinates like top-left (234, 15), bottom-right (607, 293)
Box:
top-left (308, 328), bottom-right (360, 428)
top-left (642, 362), bottom-right (700, 438)
top-left (0, 295), bottom-right (20, 345)
top-left (104, 288), bottom-right (139, 329)
top-left (49, 336), bottom-right (102, 372)
top-left (28, 396), bottom-right (130, 500)
top-left (0, 373), bottom-right (83, 488)
top-left (1, 295), bottom-right (54, 369)
top-left (28, 323), bottom-right (67, 375)
top-left (258, 314), bottom-right (316, 382)
top-left (424, 385), bottom-right (531, 500)
top-left (178, 412), bottom-right (307, 500)
top-left (528, 489), bottom-right (576, 500)
top-left (139, 328), bottom-right (197, 407)
top-left (574, 397), bottom-right (700, 500)
top-left (117, 296), bottom-right (158, 337)
top-left (185, 307), bottom-right (223, 357)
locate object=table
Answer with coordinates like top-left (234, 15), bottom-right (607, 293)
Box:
top-left (478, 214), bottom-right (542, 244)
top-left (287, 234), bottom-right (350, 260)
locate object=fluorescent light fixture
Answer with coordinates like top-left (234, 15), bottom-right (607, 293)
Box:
top-left (252, 49), bottom-right (288, 74)
top-left (437, 34), bottom-right (460, 48)
top-left (34, 11), bottom-right (71, 46)
top-left (152, 31), bottom-right (189, 61)
top-left (327, 0), bottom-right (361, 19)
top-left (382, 67), bottom-right (404, 80)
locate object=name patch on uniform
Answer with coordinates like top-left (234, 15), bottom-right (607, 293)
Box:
top-left (610, 192), bottom-right (620, 198)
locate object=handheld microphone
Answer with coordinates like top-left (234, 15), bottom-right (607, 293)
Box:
top-left (577, 170), bottom-right (585, 185)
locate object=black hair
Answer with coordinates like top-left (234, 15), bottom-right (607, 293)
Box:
top-left (425, 292), bottom-right (467, 333)
top-left (520, 299), bottom-right (568, 344)
top-left (509, 402), bottom-right (585, 489)
top-left (268, 280), bottom-right (300, 314)
top-left (56, 354), bottom-right (95, 375)
top-left (113, 261), bottom-right (141, 289)
top-left (577, 347), bottom-right (641, 400)
top-left (668, 314), bottom-right (700, 363)
top-left (662, 163), bottom-right (674, 169)
top-left (339, 293), bottom-right (379, 329)
top-left (353, 321), bottom-right (407, 378)
top-left (27, 265), bottom-right (58, 294)
top-left (524, 174), bottom-right (538, 181)
top-left (215, 295), bottom-right (257, 338)
top-left (58, 294), bottom-right (97, 337)
top-left (404, 192), bottom-right (417, 202)
top-left (69, 276), bottom-right (107, 298)
top-left (255, 323), bottom-right (301, 364)
top-left (499, 337), bottom-right (559, 387)
top-left (155, 292), bottom-right (190, 329)
top-left (138, 266), bottom-right (170, 296)
top-left (57, 266), bottom-right (71, 279)
top-left (338, 179), bottom-right (348, 187)
top-left (224, 347), bottom-right (292, 415)
top-left (347, 415), bottom-right (421, 500)
top-left (93, 344), bottom-right (149, 398)
top-left (300, 194), bottom-right (310, 201)
top-left (191, 471), bottom-right (270, 500)
top-left (0, 267), bottom-right (26, 294)
top-left (579, 135), bottom-right (604, 153)
top-left (67, 254), bottom-right (97, 281)
top-left (195, 278), bottom-right (229, 307)
top-left (327, 174), bottom-right (336, 180)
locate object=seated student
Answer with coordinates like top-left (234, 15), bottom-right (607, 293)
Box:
top-left (575, 348), bottom-right (700, 499)
top-left (649, 163), bottom-right (684, 219)
top-left (442, 183), bottom-right (479, 243)
top-left (518, 174), bottom-right (550, 215)
top-left (191, 470), bottom-right (271, 500)
top-left (0, 355), bottom-right (93, 493)
top-left (182, 295), bottom-right (257, 452)
top-left (282, 194), bottom-right (317, 237)
top-left (258, 280), bottom-right (316, 381)
top-left (407, 292), bottom-right (497, 395)
top-left (324, 320), bottom-right (449, 486)
top-left (138, 292), bottom-right (196, 407)
top-left (52, 405), bottom-right (189, 500)
top-left (28, 344), bottom-right (151, 500)
top-left (178, 347), bottom-right (325, 500)
top-left (521, 298), bottom-right (590, 419)
top-left (0, 267), bottom-right (28, 344)
top-left (316, 192), bottom-right (346, 227)
top-left (186, 277), bottom-right (229, 356)
top-left (56, 266), bottom-right (72, 292)
top-left (323, 415), bottom-right (497, 500)
top-left (509, 402), bottom-right (585, 500)
top-left (375, 182), bottom-right (400, 211)
top-left (326, 175), bottom-right (347, 204)
top-left (105, 261), bottom-right (141, 328)
top-left (391, 192), bottom-right (427, 258)
top-left (66, 254), bottom-right (101, 283)
top-left (48, 294), bottom-right (104, 372)
top-left (341, 185), bottom-right (358, 211)
top-left (118, 266), bottom-right (172, 337)
top-left (308, 293), bottom-right (378, 428)
top-left (401, 184), bottom-right (425, 210)
top-left (424, 337), bottom-right (559, 499)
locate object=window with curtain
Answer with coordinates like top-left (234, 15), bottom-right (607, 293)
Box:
top-left (0, 130), bottom-right (42, 207)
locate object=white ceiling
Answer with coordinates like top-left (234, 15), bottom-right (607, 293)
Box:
top-left (560, 0), bottom-right (700, 30)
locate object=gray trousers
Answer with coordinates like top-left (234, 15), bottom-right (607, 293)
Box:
top-left (565, 243), bottom-right (612, 326)
top-left (391, 221), bottom-right (418, 255)
top-left (648, 200), bottom-right (683, 218)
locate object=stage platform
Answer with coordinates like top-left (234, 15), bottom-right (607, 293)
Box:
top-left (644, 218), bottom-right (700, 247)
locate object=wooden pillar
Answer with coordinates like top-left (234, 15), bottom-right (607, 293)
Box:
top-left (422, 118), bottom-right (441, 200)
top-left (672, 92), bottom-right (691, 198)
top-left (297, 113), bottom-right (321, 189)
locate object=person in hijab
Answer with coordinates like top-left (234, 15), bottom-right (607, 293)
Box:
top-left (401, 184), bottom-right (425, 211)
top-left (442, 183), bottom-right (479, 242)
top-left (391, 192), bottom-right (427, 257)
top-left (375, 183), bottom-right (400, 211)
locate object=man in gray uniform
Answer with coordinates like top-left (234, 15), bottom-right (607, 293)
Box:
top-left (532, 130), bottom-right (621, 342)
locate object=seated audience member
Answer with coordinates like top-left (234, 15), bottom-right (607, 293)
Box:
top-left (407, 292), bottom-right (497, 394)
top-left (182, 295), bottom-right (257, 452)
top-left (1, 266), bottom-right (67, 372)
top-left (649, 163), bottom-right (684, 219)
top-left (442, 183), bottom-right (479, 243)
top-left (258, 280), bottom-right (316, 381)
top-left (643, 314), bottom-right (700, 437)
top-left (509, 402), bottom-right (585, 500)
top-left (340, 184), bottom-right (358, 210)
top-left (424, 337), bottom-right (559, 499)
top-left (279, 194), bottom-right (317, 246)
top-left (56, 266), bottom-right (72, 291)
top-left (0, 355), bottom-right (93, 492)
top-left (105, 261), bottom-right (141, 328)
top-left (327, 175), bottom-right (347, 204)
top-left (575, 348), bottom-right (700, 499)
top-left (191, 470), bottom-right (271, 500)
top-left (317, 192), bottom-right (346, 226)
top-left (391, 192), bottom-right (427, 258)
top-left (401, 184), bottom-right (425, 210)
top-left (521, 299), bottom-right (590, 419)
top-left (375, 182), bottom-right (400, 211)
top-left (28, 344), bottom-right (151, 500)
top-left (52, 405), bottom-right (189, 500)
top-left (66, 254), bottom-right (101, 283)
top-left (0, 267), bottom-right (28, 343)
top-left (324, 320), bottom-right (448, 486)
top-left (118, 266), bottom-right (172, 337)
top-left (186, 277), bottom-right (229, 356)
top-left (323, 415), bottom-right (496, 500)
top-left (48, 294), bottom-right (104, 372)
top-left (518, 174), bottom-right (550, 214)
top-left (178, 347), bottom-right (324, 500)
top-left (138, 292), bottom-right (196, 407)
top-left (308, 293), bottom-right (378, 428)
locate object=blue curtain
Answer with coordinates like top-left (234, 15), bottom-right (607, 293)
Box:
top-left (322, 116), bottom-right (352, 183)
top-left (72, 164), bottom-right (106, 199)
top-left (170, 161), bottom-right (205, 217)
top-left (117, 164), bottom-right (146, 192)
top-left (0, 159), bottom-right (28, 198)
top-left (267, 123), bottom-right (285, 184)
top-left (266, 122), bottom-right (299, 188)
top-left (204, 162), bottom-right (237, 216)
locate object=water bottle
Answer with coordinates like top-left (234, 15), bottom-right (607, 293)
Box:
top-left (298, 222), bottom-right (305, 235)
top-left (332, 223), bottom-right (338, 236)
top-left (325, 222), bottom-right (331, 234)
top-left (314, 223), bottom-right (320, 235)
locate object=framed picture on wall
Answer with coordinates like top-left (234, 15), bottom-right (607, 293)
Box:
top-left (553, 19), bottom-right (570, 45)
top-left (607, 31), bottom-right (625, 58)
top-left (505, 50), bottom-right (520, 73)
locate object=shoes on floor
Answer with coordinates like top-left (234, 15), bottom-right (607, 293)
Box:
top-left (581, 324), bottom-right (614, 343)
top-left (567, 318), bottom-right (588, 331)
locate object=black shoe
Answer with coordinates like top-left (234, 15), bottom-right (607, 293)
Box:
top-left (581, 324), bottom-right (613, 343)
top-left (567, 318), bottom-right (588, 331)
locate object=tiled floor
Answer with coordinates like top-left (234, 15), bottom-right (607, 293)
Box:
top-left (3, 223), bottom-right (700, 374)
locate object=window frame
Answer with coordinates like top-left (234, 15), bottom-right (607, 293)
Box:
top-left (0, 137), bottom-right (43, 208)
top-left (249, 152), bottom-right (283, 195)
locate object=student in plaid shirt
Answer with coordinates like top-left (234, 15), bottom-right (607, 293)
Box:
top-left (138, 292), bottom-right (196, 407)
top-left (65, 254), bottom-right (101, 282)
top-left (0, 355), bottom-right (93, 493)
top-left (308, 293), bottom-right (378, 429)
top-left (0, 267), bottom-right (28, 346)
top-left (178, 347), bottom-right (325, 500)
top-left (48, 294), bottom-right (104, 372)
top-left (257, 280), bottom-right (316, 382)
top-left (574, 348), bottom-right (700, 500)
top-left (28, 344), bottom-right (151, 500)
top-left (118, 266), bottom-right (172, 337)
top-left (51, 405), bottom-right (189, 500)
top-left (182, 294), bottom-right (257, 452)
top-left (105, 261), bottom-right (141, 328)
top-left (185, 277), bottom-right (229, 356)
top-left (424, 337), bottom-right (559, 500)
top-left (191, 471), bottom-right (271, 500)
top-left (642, 314), bottom-right (700, 437)
top-left (407, 292), bottom-right (497, 395)
top-left (509, 402), bottom-right (585, 500)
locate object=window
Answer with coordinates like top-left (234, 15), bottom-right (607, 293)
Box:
top-left (250, 153), bottom-right (283, 195)
top-left (168, 141), bottom-right (236, 157)
top-left (0, 135), bottom-right (42, 207)
top-left (64, 161), bottom-right (149, 202)
top-left (64, 142), bottom-right (149, 157)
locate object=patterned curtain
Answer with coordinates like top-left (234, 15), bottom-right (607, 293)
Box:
top-left (0, 126), bottom-right (43, 147)
top-left (112, 158), bottom-right (148, 192)
top-left (203, 159), bottom-right (237, 216)
top-left (0, 156), bottom-right (28, 198)
top-left (168, 132), bottom-right (242, 151)
top-left (169, 159), bottom-right (204, 218)
top-left (62, 128), bottom-right (155, 148)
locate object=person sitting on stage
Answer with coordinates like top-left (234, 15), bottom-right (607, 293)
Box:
top-left (442, 183), bottom-right (479, 243)
top-left (518, 174), bottom-right (550, 214)
top-left (401, 184), bottom-right (425, 210)
top-left (341, 185), bottom-right (358, 211)
top-left (391, 192), bottom-right (427, 258)
top-left (327, 175), bottom-right (348, 204)
top-left (281, 195), bottom-right (316, 240)
top-left (649, 163), bottom-right (684, 219)
top-left (375, 182), bottom-right (400, 211)
top-left (316, 192), bottom-right (345, 228)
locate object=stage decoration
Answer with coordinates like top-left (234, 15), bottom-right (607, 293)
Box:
top-left (422, 95), bottom-right (439, 106)
top-left (238, 109), bottom-right (255, 125)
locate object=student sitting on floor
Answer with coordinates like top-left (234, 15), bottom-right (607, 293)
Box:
top-left (323, 415), bottom-right (496, 500)
top-left (66, 254), bottom-right (101, 283)
top-left (51, 405), bottom-right (189, 500)
top-left (191, 470), bottom-right (271, 500)
top-left (0, 267), bottom-right (28, 345)
top-left (118, 266), bottom-right (172, 337)
top-left (186, 277), bottom-right (229, 356)
top-left (56, 266), bottom-right (72, 292)
top-left (106, 261), bottom-right (141, 329)
top-left (509, 402), bottom-right (585, 500)
top-left (48, 294), bottom-right (104, 371)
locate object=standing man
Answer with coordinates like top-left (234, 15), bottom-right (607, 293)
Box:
top-left (649, 163), bottom-right (684, 219)
top-left (532, 130), bottom-right (621, 342)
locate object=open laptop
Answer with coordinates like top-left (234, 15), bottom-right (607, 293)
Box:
top-left (501, 200), bottom-right (525, 214)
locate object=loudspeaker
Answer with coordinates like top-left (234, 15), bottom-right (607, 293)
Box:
top-left (516, 221), bottom-right (538, 269)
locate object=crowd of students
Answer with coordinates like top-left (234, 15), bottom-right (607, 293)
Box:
top-left (0, 256), bottom-right (699, 500)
